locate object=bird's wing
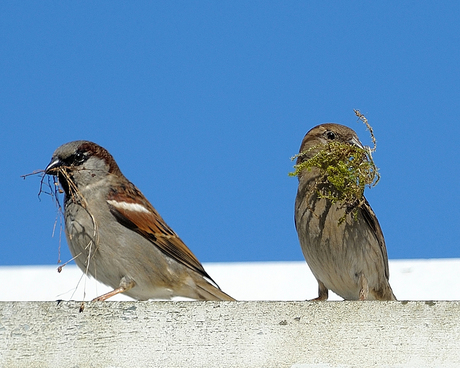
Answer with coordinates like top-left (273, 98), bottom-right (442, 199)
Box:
top-left (106, 182), bottom-right (215, 283)
top-left (360, 198), bottom-right (390, 280)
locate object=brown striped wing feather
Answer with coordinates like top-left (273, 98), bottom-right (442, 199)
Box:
top-left (106, 182), bottom-right (214, 282)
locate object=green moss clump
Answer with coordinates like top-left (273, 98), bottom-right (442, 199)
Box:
top-left (290, 141), bottom-right (379, 203)
top-left (290, 110), bottom-right (380, 223)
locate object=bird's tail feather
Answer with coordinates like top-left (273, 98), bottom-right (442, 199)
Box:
top-left (196, 282), bottom-right (235, 301)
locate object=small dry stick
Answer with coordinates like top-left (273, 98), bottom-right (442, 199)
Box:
top-left (354, 109), bottom-right (377, 152)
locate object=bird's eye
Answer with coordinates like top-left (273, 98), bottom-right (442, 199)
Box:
top-left (73, 151), bottom-right (86, 164)
top-left (326, 131), bottom-right (336, 140)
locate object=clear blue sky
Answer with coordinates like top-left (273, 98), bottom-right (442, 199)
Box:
top-left (2, 2), bottom-right (459, 266)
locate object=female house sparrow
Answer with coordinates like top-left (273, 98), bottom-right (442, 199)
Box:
top-left (294, 124), bottom-right (396, 301)
top-left (45, 140), bottom-right (234, 301)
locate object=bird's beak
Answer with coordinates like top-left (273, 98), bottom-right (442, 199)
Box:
top-left (45, 157), bottom-right (62, 175)
top-left (349, 136), bottom-right (364, 149)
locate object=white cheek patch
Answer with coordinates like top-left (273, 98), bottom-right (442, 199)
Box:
top-left (107, 200), bottom-right (150, 214)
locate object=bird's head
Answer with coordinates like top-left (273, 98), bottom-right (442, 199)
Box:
top-left (45, 140), bottom-right (122, 197)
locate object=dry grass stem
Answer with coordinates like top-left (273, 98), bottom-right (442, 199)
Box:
top-left (24, 166), bottom-right (100, 302)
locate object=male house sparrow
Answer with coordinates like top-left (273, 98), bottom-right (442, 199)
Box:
top-left (294, 124), bottom-right (396, 301)
top-left (45, 140), bottom-right (234, 301)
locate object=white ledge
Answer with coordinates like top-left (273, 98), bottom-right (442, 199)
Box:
top-left (1, 301), bottom-right (460, 367)
top-left (2, 259), bottom-right (460, 301)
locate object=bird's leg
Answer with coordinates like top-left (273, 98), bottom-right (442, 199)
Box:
top-left (310, 280), bottom-right (328, 301)
top-left (92, 276), bottom-right (136, 302)
top-left (358, 273), bottom-right (369, 301)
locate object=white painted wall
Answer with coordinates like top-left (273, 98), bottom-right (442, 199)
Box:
top-left (1, 259), bottom-right (459, 301)
top-left (1, 260), bottom-right (459, 367)
top-left (1, 301), bottom-right (459, 367)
